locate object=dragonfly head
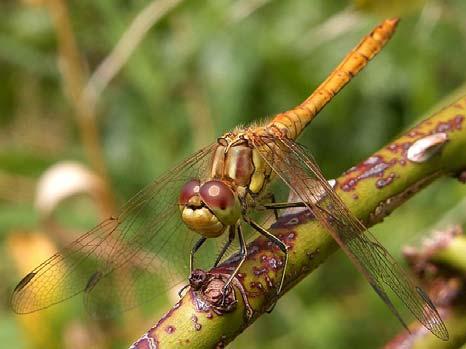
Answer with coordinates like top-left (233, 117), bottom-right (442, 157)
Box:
top-left (179, 179), bottom-right (241, 238)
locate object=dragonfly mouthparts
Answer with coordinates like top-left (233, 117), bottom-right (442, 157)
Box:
top-left (186, 195), bottom-right (203, 208)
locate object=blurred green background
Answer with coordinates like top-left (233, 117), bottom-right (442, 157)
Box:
top-left (1, 0), bottom-right (466, 348)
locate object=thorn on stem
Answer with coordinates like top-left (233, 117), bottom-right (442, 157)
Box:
top-left (407, 133), bottom-right (448, 163)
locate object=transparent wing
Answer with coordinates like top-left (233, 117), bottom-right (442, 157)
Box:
top-left (11, 143), bottom-right (227, 316)
top-left (253, 134), bottom-right (448, 340)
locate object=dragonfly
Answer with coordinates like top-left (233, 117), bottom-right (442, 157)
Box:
top-left (11, 18), bottom-right (448, 340)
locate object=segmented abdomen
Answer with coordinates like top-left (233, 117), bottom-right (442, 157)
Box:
top-left (269, 18), bottom-right (399, 140)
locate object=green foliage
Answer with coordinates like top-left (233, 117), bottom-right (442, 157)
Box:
top-left (1, 1), bottom-right (466, 348)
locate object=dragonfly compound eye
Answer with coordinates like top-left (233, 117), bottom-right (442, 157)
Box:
top-left (179, 179), bottom-right (201, 205)
top-left (199, 180), bottom-right (241, 226)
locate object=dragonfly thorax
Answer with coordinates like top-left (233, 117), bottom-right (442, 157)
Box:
top-left (211, 132), bottom-right (271, 195)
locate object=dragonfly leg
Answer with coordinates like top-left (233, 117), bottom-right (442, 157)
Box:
top-left (259, 201), bottom-right (348, 228)
top-left (260, 193), bottom-right (280, 220)
top-left (178, 237), bottom-right (208, 298)
top-left (190, 237), bottom-right (207, 274)
top-left (222, 224), bottom-right (247, 296)
top-left (214, 226), bottom-right (236, 267)
top-left (244, 216), bottom-right (288, 297)
top-left (257, 201), bottom-right (307, 210)
top-left (177, 283), bottom-right (190, 298)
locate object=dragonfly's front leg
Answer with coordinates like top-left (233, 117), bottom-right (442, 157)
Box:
top-left (190, 237), bottom-right (207, 274)
top-left (222, 224), bottom-right (247, 298)
top-left (178, 236), bottom-right (208, 298)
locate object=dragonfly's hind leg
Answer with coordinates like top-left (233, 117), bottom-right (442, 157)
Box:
top-left (244, 216), bottom-right (288, 311)
top-left (257, 201), bottom-right (307, 211)
top-left (260, 192), bottom-right (280, 220)
top-left (260, 201), bottom-right (347, 228)
top-left (214, 226), bottom-right (235, 267)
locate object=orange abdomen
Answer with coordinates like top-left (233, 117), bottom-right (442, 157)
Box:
top-left (269, 18), bottom-right (399, 140)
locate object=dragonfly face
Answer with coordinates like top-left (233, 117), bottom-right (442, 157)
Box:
top-left (179, 179), bottom-right (241, 237)
top-left (178, 129), bottom-right (272, 238)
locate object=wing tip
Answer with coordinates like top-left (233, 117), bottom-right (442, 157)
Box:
top-left (429, 322), bottom-right (449, 341)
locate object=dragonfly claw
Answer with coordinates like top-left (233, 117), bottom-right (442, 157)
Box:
top-left (177, 283), bottom-right (190, 298)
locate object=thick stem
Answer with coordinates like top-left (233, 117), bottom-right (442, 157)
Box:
top-left (130, 94), bottom-right (466, 348)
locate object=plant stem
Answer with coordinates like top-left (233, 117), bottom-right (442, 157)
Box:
top-left (46, 0), bottom-right (115, 215)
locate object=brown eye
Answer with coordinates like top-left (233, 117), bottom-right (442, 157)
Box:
top-left (199, 180), bottom-right (235, 211)
top-left (179, 179), bottom-right (200, 205)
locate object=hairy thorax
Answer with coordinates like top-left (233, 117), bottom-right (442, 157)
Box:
top-left (211, 127), bottom-right (275, 199)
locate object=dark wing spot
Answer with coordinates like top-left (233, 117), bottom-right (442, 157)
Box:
top-left (14, 272), bottom-right (36, 292)
top-left (85, 271), bottom-right (103, 293)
